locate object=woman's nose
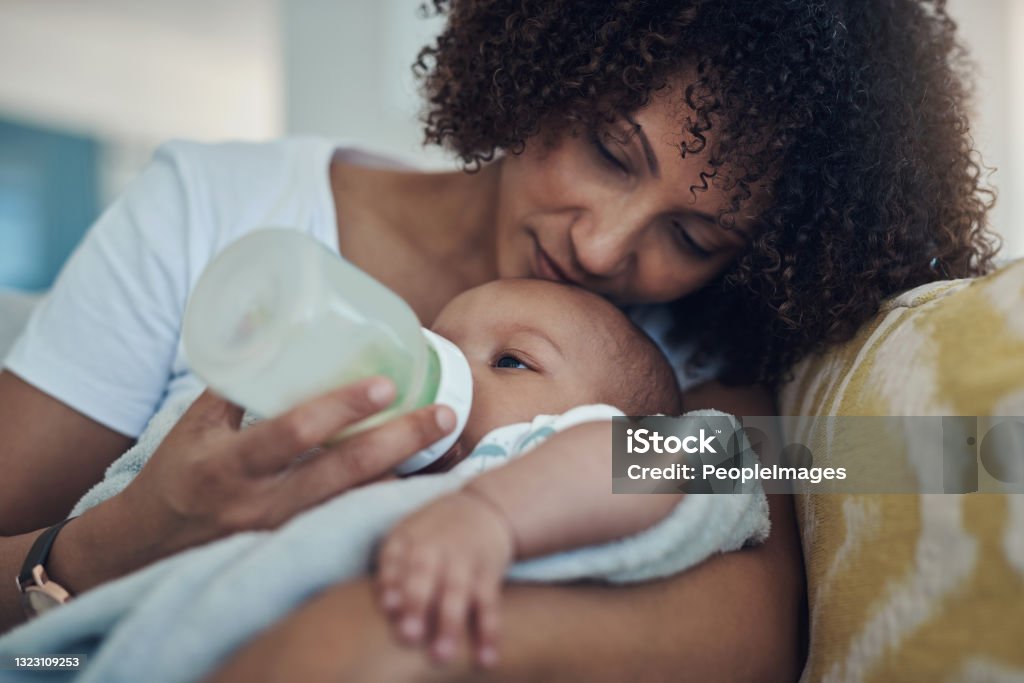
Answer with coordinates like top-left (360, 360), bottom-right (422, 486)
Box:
top-left (569, 213), bottom-right (640, 279)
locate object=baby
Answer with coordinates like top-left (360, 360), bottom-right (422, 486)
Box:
top-left (372, 278), bottom-right (745, 667)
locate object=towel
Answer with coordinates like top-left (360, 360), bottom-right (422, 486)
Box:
top-left (1, 392), bottom-right (769, 683)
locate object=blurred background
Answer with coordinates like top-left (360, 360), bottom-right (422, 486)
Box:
top-left (0, 0), bottom-right (1021, 291)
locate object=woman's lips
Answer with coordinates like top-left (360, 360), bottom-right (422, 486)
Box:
top-left (533, 240), bottom-right (577, 284)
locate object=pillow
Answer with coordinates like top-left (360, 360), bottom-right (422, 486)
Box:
top-left (779, 259), bottom-right (1024, 682)
top-left (0, 288), bottom-right (44, 363)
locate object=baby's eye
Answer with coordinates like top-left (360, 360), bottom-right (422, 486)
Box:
top-left (494, 354), bottom-right (530, 370)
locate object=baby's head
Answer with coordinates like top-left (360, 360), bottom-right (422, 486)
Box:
top-left (431, 279), bottom-right (682, 454)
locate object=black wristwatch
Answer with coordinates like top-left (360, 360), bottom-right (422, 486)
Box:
top-left (16, 517), bottom-right (76, 617)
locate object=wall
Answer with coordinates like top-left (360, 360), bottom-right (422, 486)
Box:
top-left (283, 0), bottom-right (451, 169)
top-left (947, 0), bottom-right (1022, 259)
top-left (0, 0), bottom-right (283, 202)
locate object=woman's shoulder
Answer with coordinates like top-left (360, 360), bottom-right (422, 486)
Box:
top-left (152, 136), bottom-right (338, 194)
top-left (141, 136), bottom-right (343, 256)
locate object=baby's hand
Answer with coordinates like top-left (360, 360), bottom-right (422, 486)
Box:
top-left (376, 487), bottom-right (515, 668)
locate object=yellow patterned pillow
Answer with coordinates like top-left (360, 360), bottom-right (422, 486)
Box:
top-left (779, 259), bottom-right (1024, 682)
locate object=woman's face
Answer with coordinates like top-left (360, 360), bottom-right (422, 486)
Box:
top-left (493, 85), bottom-right (764, 305)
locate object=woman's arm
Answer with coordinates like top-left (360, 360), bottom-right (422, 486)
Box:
top-left (0, 371), bottom-right (134, 534)
top-left (0, 371), bottom-right (136, 632)
top-left (209, 496), bottom-right (802, 683)
top-left (0, 375), bottom-right (458, 634)
top-left (0, 142), bottom-right (463, 633)
top-left (209, 381), bottom-right (807, 683)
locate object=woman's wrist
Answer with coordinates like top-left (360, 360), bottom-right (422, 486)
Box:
top-left (1, 501), bottom-right (154, 633)
top-left (44, 492), bottom-right (164, 596)
top-left (0, 533), bottom-right (41, 632)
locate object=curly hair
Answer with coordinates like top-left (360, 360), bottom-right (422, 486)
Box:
top-left (414, 0), bottom-right (1000, 389)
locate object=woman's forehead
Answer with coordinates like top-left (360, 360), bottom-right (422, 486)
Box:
top-left (626, 92), bottom-right (768, 239)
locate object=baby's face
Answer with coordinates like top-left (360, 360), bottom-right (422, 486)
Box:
top-left (431, 279), bottom-right (627, 452)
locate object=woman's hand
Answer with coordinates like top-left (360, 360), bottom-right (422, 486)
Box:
top-left (116, 377), bottom-right (457, 565)
top-left (376, 488), bottom-right (515, 668)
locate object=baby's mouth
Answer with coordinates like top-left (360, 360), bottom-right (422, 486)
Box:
top-left (405, 441), bottom-right (466, 476)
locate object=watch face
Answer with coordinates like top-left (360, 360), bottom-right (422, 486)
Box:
top-left (22, 586), bottom-right (61, 616)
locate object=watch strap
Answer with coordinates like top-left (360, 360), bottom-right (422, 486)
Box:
top-left (17, 517), bottom-right (76, 589)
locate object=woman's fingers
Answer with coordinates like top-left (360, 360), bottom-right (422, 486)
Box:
top-left (239, 377), bottom-right (396, 475)
top-left (273, 403), bottom-right (456, 510)
top-left (338, 403), bottom-right (456, 468)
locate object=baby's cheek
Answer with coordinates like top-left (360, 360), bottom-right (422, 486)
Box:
top-left (459, 404), bottom-right (502, 454)
top-left (462, 377), bottom-right (587, 452)
top-left (461, 385), bottom-right (532, 449)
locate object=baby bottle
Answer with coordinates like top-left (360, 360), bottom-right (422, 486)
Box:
top-left (181, 228), bottom-right (472, 474)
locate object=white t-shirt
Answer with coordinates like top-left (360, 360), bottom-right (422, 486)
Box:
top-left (4, 138), bottom-right (713, 438)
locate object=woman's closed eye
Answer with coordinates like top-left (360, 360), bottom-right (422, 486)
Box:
top-left (589, 130), bottom-right (628, 175)
top-left (670, 220), bottom-right (713, 260)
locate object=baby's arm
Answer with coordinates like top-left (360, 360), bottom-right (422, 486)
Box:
top-left (470, 420), bottom-right (681, 556)
top-left (376, 419), bottom-right (680, 667)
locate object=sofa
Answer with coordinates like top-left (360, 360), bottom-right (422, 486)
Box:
top-left (779, 257), bottom-right (1024, 681)
top-left (2, 259), bottom-right (1022, 681)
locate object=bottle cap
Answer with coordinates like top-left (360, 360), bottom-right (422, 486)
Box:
top-left (393, 329), bottom-right (474, 474)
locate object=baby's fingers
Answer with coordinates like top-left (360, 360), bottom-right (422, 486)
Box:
top-left (376, 537), bottom-right (406, 614)
top-left (431, 565), bottom-right (473, 663)
top-left (473, 582), bottom-right (502, 669)
top-left (394, 548), bottom-right (440, 645)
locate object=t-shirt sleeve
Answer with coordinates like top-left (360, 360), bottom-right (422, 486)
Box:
top-left (3, 144), bottom-right (196, 437)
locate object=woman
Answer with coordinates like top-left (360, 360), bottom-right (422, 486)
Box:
top-left (0, 0), bottom-right (997, 679)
